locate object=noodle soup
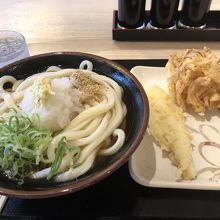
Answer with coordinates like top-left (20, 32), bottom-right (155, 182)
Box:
top-left (0, 60), bottom-right (127, 184)
top-left (0, 52), bottom-right (148, 198)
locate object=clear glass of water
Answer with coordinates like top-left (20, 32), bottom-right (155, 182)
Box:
top-left (0, 31), bottom-right (29, 68)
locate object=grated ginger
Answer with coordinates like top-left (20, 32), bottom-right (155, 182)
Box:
top-left (147, 85), bottom-right (197, 180)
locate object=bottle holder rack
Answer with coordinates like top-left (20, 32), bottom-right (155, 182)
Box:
top-left (112, 10), bottom-right (220, 41)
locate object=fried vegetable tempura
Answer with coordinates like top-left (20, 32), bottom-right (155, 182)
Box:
top-left (166, 47), bottom-right (220, 113)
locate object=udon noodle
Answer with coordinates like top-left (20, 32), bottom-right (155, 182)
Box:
top-left (0, 60), bottom-right (126, 182)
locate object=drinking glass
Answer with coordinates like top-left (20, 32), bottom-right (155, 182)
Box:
top-left (178, 0), bottom-right (212, 29)
top-left (0, 31), bottom-right (29, 68)
top-left (117, 0), bottom-right (146, 29)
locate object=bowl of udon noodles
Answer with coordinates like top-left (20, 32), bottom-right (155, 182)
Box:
top-left (0, 52), bottom-right (148, 198)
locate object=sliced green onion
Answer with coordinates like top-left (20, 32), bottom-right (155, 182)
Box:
top-left (69, 146), bottom-right (81, 167)
top-left (47, 137), bottom-right (66, 180)
top-left (0, 110), bottom-right (52, 182)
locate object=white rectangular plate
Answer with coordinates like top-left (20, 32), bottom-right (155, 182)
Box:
top-left (0, 195), bottom-right (7, 212)
top-left (129, 66), bottom-right (220, 190)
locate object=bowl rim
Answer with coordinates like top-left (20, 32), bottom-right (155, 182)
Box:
top-left (0, 52), bottom-right (149, 199)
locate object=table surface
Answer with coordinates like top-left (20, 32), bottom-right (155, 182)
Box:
top-left (2, 58), bottom-right (220, 219)
top-left (2, 1), bottom-right (220, 219)
top-left (1, 0), bottom-right (220, 60)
